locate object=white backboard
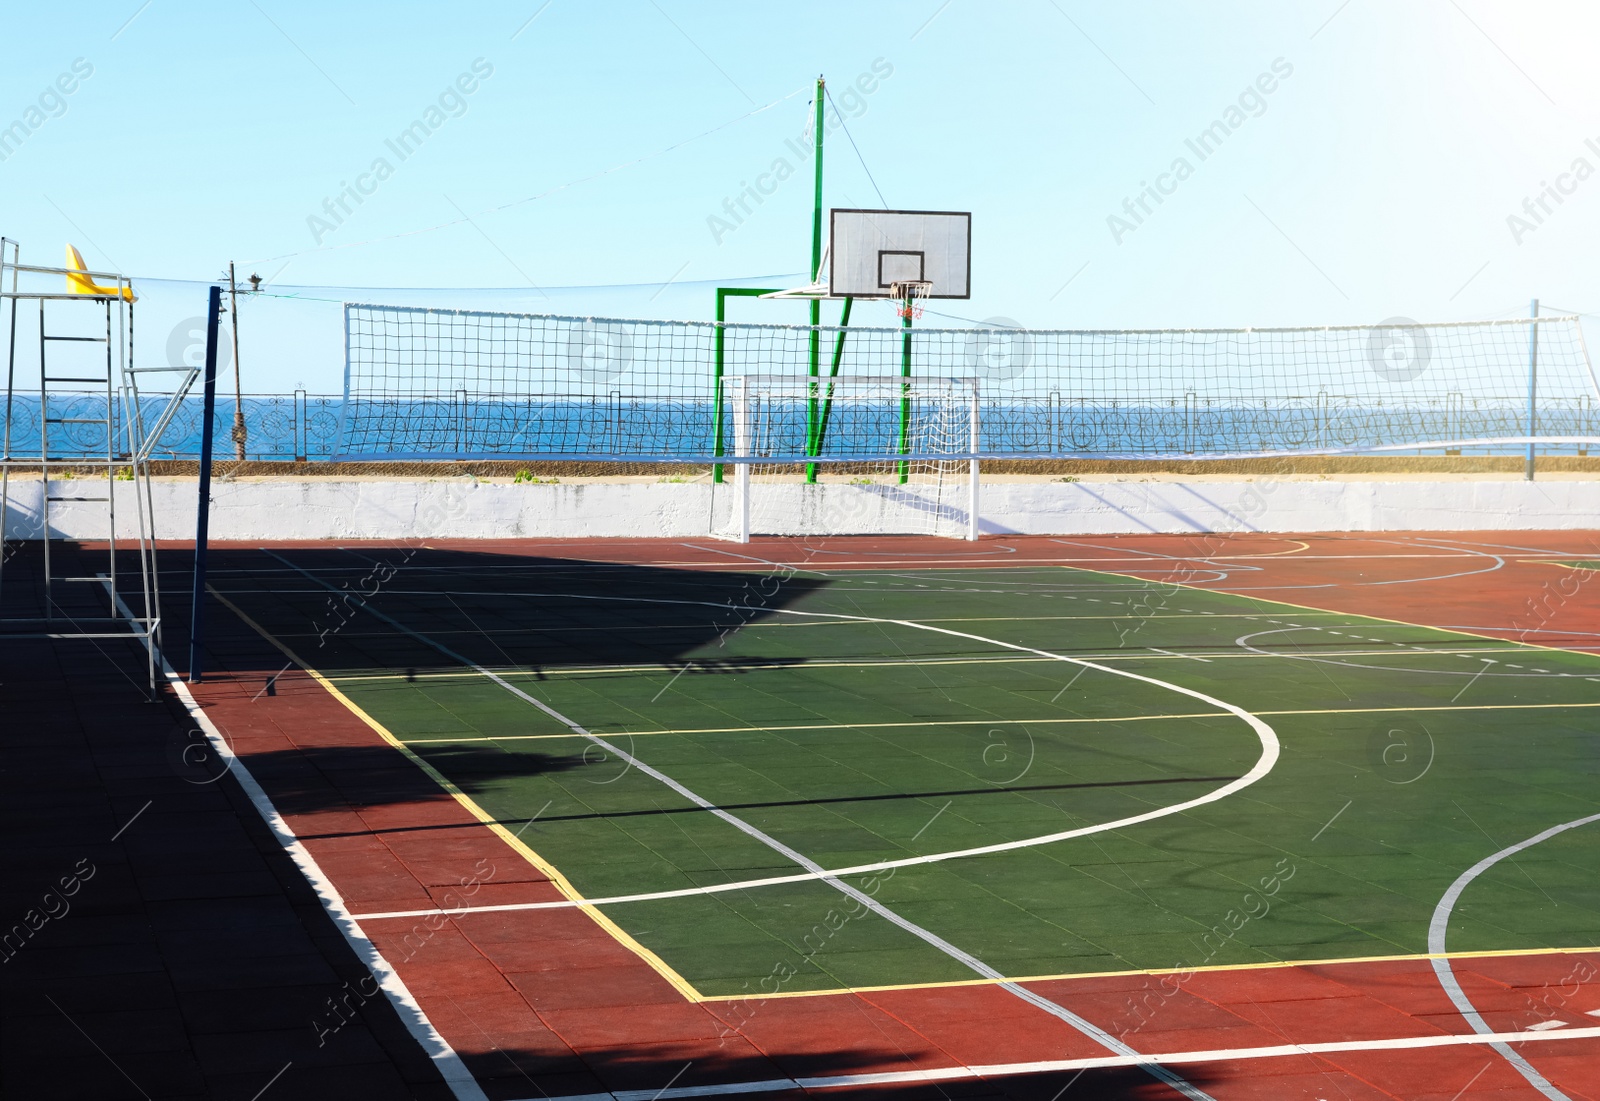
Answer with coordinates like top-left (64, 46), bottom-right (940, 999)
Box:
top-left (828, 209), bottom-right (971, 299)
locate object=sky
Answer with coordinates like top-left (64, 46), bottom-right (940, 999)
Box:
top-left (4, 1), bottom-right (1600, 390)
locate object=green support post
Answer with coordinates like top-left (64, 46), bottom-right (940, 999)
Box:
top-left (812, 296), bottom-right (853, 457)
top-left (806, 76), bottom-right (826, 483)
top-left (718, 77), bottom-right (835, 484)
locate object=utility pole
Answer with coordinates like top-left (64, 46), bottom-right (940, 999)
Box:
top-left (228, 262), bottom-right (246, 461)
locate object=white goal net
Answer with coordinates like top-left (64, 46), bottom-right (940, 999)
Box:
top-left (710, 375), bottom-right (980, 542)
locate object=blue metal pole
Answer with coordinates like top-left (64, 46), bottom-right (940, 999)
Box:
top-left (188, 285), bottom-right (222, 682)
top-left (1526, 298), bottom-right (1539, 482)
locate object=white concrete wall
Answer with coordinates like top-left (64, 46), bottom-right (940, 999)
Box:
top-left (2, 476), bottom-right (1596, 541)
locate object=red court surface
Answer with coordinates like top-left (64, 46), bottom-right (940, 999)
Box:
top-left (171, 532), bottom-right (1600, 1100)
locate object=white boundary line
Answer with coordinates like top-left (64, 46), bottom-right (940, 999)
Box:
top-left (104, 583), bottom-right (489, 1101)
top-left (509, 1025), bottom-right (1600, 1101)
top-left (1428, 812), bottom-right (1600, 1101)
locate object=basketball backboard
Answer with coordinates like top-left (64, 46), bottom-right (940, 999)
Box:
top-left (828, 209), bottom-right (971, 299)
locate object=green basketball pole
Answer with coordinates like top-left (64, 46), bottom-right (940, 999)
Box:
top-left (715, 76), bottom-right (850, 485)
top-left (812, 295), bottom-right (853, 455)
top-left (806, 76), bottom-right (825, 483)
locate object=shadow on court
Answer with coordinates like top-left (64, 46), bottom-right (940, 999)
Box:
top-left (212, 740), bottom-right (589, 821)
top-left (192, 544), bottom-right (834, 678)
top-left (449, 1039), bottom-right (1227, 1101)
top-left (158, 544), bottom-right (840, 828)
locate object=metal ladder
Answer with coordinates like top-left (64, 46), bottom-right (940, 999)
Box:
top-left (0, 240), bottom-right (197, 695)
top-left (37, 291), bottom-right (124, 619)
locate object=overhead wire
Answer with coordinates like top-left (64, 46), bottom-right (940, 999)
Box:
top-left (824, 86), bottom-right (889, 209)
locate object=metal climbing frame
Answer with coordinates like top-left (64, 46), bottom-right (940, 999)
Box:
top-left (0, 239), bottom-right (200, 693)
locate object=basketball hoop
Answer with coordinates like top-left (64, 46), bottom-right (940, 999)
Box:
top-left (890, 280), bottom-right (932, 320)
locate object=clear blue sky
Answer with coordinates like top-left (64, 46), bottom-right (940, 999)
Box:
top-left (4, 2), bottom-right (1598, 389)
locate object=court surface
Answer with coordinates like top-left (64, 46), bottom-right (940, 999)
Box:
top-left (181, 532), bottom-right (1600, 1101)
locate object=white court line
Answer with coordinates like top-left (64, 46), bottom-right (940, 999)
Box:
top-left (1421, 535), bottom-right (1589, 557)
top-left (101, 583), bottom-right (489, 1101)
top-left (1236, 628), bottom-right (1590, 680)
top-left (396, 696), bottom-right (1600, 745)
top-left (325, 643), bottom-right (1560, 685)
top-left (1148, 647), bottom-right (1211, 662)
top-left (398, 711), bottom-right (1231, 743)
top-left (1049, 536), bottom-right (1267, 574)
top-left (1429, 812), bottom-right (1600, 1101)
top-left (511, 1025), bottom-right (1600, 1101)
top-left (274, 554), bottom-right (1277, 1101)
top-left (1357, 537), bottom-right (1506, 587)
top-left (1444, 625), bottom-right (1600, 639)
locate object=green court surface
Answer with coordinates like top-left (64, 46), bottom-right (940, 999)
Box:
top-left (221, 556), bottom-right (1600, 997)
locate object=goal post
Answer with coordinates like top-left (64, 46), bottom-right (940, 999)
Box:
top-left (713, 373), bottom-right (981, 543)
top-left (712, 286), bottom-right (782, 484)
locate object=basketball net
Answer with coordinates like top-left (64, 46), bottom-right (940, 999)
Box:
top-left (890, 280), bottom-right (932, 321)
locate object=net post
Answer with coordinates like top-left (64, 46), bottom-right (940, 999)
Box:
top-left (968, 380), bottom-right (980, 541)
top-left (732, 377), bottom-right (751, 543)
top-left (1526, 298), bottom-right (1539, 482)
top-left (188, 284), bottom-right (222, 684)
top-left (228, 261), bottom-right (247, 461)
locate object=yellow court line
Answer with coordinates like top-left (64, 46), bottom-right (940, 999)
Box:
top-left (702, 944), bottom-right (1600, 1002)
top-left (1229, 539), bottom-right (1312, 558)
top-left (205, 586), bottom-right (706, 1003)
top-left (1527, 558), bottom-right (1600, 572)
top-left (398, 697), bottom-right (1600, 745)
top-left (1066, 563), bottom-right (1600, 664)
